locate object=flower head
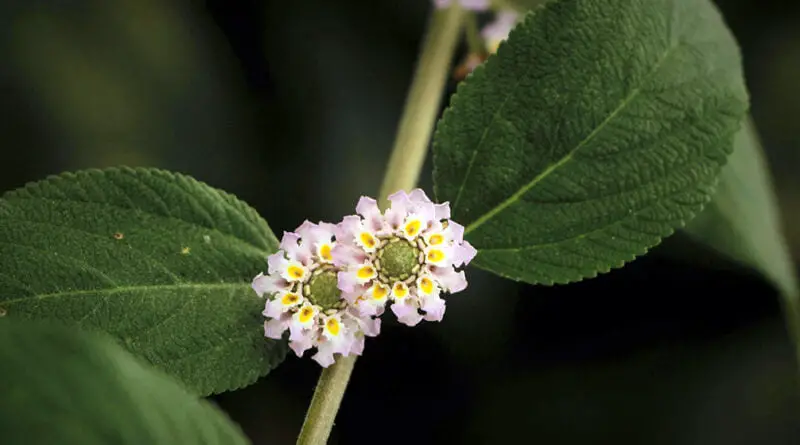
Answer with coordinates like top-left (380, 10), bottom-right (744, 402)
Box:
top-left (481, 10), bottom-right (520, 54)
top-left (433, 0), bottom-right (490, 11)
top-left (333, 189), bottom-right (477, 327)
top-left (252, 221), bottom-right (380, 367)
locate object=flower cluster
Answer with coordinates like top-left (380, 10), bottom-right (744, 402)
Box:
top-left (252, 222), bottom-right (380, 367)
top-left (252, 189), bottom-right (476, 367)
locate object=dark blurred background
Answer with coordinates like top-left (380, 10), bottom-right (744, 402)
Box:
top-left (2, 0), bottom-right (799, 444)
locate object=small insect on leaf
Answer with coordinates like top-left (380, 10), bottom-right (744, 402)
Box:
top-left (113, 232), bottom-right (124, 240)
top-left (181, 247), bottom-right (191, 255)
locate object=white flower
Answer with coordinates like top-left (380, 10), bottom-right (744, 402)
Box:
top-left (332, 189), bottom-right (476, 327)
top-left (252, 221), bottom-right (381, 367)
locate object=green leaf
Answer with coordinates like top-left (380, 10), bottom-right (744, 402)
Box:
top-left (685, 118), bottom-right (799, 299)
top-left (0, 167), bottom-right (285, 395)
top-left (433, 0), bottom-right (748, 284)
top-left (0, 320), bottom-right (251, 445)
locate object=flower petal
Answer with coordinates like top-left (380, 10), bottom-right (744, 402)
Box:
top-left (331, 243), bottom-right (367, 268)
top-left (391, 300), bottom-right (423, 327)
top-left (337, 270), bottom-right (360, 293)
top-left (362, 316), bottom-right (381, 336)
top-left (430, 266), bottom-right (468, 293)
top-left (356, 299), bottom-right (381, 317)
top-left (264, 317), bottom-right (288, 340)
top-left (252, 272), bottom-right (287, 297)
top-left (267, 252), bottom-right (287, 275)
top-left (453, 240), bottom-right (477, 267)
top-left (446, 221), bottom-right (465, 244)
top-left (289, 330), bottom-right (314, 357)
top-left (280, 231), bottom-right (313, 265)
top-left (332, 335), bottom-right (353, 356)
top-left (349, 334), bottom-right (365, 356)
top-left (356, 196), bottom-right (384, 233)
top-left (408, 188), bottom-right (432, 204)
top-left (434, 202), bottom-right (451, 221)
top-left (334, 215), bottom-right (362, 244)
top-left (384, 206), bottom-right (405, 232)
top-left (312, 343), bottom-right (336, 368)
top-left (341, 288), bottom-right (365, 304)
top-left (263, 298), bottom-right (284, 319)
top-left (297, 220), bottom-right (337, 251)
top-left (413, 201), bottom-right (436, 227)
top-left (348, 308), bottom-right (381, 337)
top-left (421, 294), bottom-right (446, 322)
top-left (387, 190), bottom-right (411, 216)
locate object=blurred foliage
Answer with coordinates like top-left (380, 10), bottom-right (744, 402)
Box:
top-left (1, 0), bottom-right (799, 444)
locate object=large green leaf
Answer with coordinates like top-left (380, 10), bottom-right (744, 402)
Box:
top-left (433, 0), bottom-right (748, 284)
top-left (0, 167), bottom-right (285, 395)
top-left (0, 320), bottom-right (251, 445)
top-left (685, 118), bottom-right (799, 329)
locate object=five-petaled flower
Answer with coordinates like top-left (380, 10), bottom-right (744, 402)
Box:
top-left (332, 189), bottom-right (477, 327)
top-left (252, 221), bottom-right (380, 367)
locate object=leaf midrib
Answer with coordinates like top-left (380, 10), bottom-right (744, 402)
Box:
top-left (461, 40), bottom-right (683, 236)
top-left (1, 282), bottom-right (251, 306)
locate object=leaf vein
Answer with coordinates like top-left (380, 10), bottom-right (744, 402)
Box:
top-left (464, 39), bottom-right (683, 235)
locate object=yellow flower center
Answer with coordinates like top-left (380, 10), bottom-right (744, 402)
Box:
top-left (287, 264), bottom-right (306, 281)
top-left (299, 306), bottom-right (315, 324)
top-left (281, 292), bottom-right (300, 306)
top-left (428, 233), bottom-right (444, 246)
top-left (404, 219), bottom-right (422, 238)
top-left (326, 318), bottom-right (341, 336)
top-left (427, 249), bottom-right (445, 263)
top-left (419, 277), bottom-right (434, 295)
top-left (393, 282), bottom-right (408, 299)
top-left (319, 244), bottom-right (332, 262)
top-left (372, 283), bottom-right (389, 301)
top-left (359, 232), bottom-right (377, 249)
top-left (357, 265), bottom-right (376, 280)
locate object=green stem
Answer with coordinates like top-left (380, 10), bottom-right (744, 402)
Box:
top-left (464, 13), bottom-right (485, 57)
top-left (377, 4), bottom-right (467, 208)
top-left (295, 5), bottom-right (465, 445)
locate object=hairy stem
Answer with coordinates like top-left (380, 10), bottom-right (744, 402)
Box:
top-left (377, 4), bottom-right (466, 208)
top-left (295, 355), bottom-right (357, 445)
top-left (295, 5), bottom-right (465, 445)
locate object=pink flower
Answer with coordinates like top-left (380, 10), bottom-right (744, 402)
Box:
top-left (252, 221), bottom-right (380, 367)
top-left (333, 189), bottom-right (476, 327)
